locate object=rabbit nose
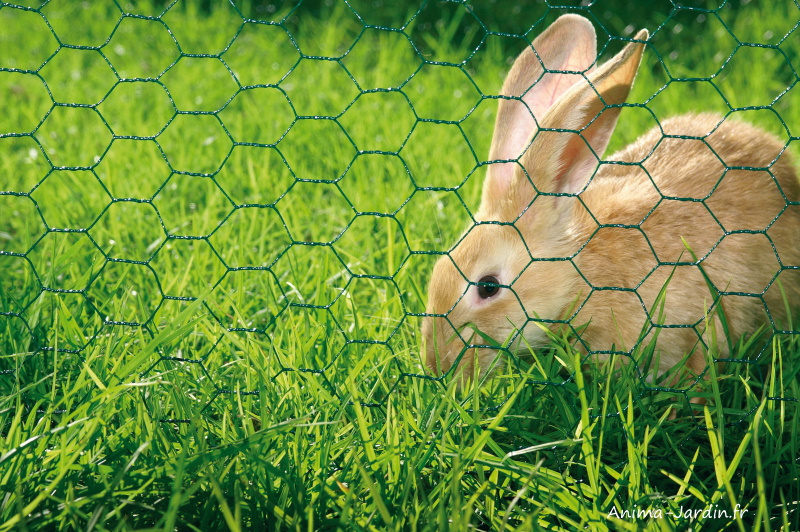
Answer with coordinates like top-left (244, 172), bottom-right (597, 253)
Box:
top-left (425, 330), bottom-right (445, 375)
top-left (423, 316), bottom-right (451, 375)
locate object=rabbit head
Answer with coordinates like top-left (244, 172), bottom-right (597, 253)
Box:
top-left (422, 15), bottom-right (649, 379)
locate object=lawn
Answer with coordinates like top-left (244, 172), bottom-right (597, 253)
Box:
top-left (1, 0), bottom-right (799, 530)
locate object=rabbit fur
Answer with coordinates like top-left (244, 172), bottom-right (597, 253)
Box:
top-left (422, 14), bottom-right (800, 382)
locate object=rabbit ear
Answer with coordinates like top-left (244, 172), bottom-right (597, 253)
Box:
top-left (532, 31), bottom-right (648, 193)
top-left (502, 30), bottom-right (649, 224)
top-left (483, 15), bottom-right (597, 206)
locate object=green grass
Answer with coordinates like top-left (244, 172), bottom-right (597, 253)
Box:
top-left (1, 0), bottom-right (800, 529)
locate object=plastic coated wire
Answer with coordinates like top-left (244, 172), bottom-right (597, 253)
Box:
top-left (0, 0), bottom-right (799, 427)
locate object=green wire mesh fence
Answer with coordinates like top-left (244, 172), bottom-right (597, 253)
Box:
top-left (1, 0), bottom-right (799, 428)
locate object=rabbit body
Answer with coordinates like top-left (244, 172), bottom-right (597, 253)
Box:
top-left (423, 15), bottom-right (800, 380)
top-left (567, 113), bottom-right (800, 376)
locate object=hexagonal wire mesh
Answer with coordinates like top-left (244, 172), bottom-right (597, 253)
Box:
top-left (1, 0), bottom-right (799, 425)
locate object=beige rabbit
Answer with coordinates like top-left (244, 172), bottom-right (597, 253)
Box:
top-left (422, 14), bottom-right (800, 383)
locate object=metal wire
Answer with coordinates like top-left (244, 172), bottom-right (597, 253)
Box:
top-left (1, 0), bottom-right (798, 424)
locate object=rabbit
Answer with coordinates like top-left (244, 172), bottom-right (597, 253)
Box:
top-left (422, 14), bottom-right (800, 385)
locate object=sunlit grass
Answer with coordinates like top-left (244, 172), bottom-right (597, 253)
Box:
top-left (1, 0), bottom-right (799, 529)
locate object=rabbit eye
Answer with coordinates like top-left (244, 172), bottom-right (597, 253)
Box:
top-left (477, 276), bottom-right (500, 299)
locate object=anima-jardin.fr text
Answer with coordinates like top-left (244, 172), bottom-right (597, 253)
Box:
top-left (607, 504), bottom-right (749, 521)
